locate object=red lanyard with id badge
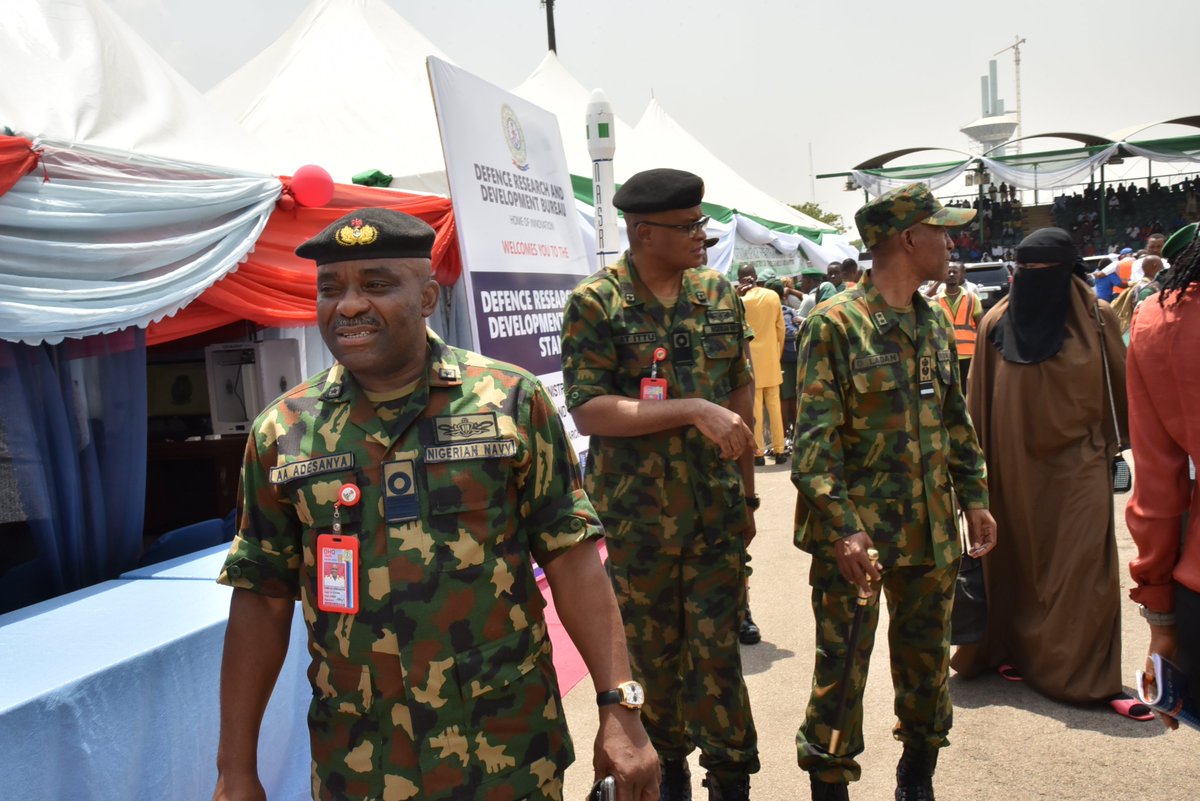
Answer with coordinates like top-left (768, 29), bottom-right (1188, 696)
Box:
top-left (316, 482), bottom-right (362, 614)
top-left (640, 347), bottom-right (669, 401)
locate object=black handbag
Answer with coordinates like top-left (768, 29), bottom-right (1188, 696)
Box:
top-left (951, 551), bottom-right (987, 645)
top-left (949, 494), bottom-right (986, 646)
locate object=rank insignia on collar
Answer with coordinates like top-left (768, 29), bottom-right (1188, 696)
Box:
top-left (873, 311), bottom-right (888, 328)
top-left (326, 384), bottom-right (342, 398)
top-left (695, 292), bottom-right (706, 303)
top-left (438, 367), bottom-right (458, 380)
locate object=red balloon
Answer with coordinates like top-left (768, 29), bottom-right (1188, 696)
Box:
top-left (290, 164), bottom-right (334, 207)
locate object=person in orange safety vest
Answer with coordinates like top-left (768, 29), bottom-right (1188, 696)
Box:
top-left (936, 261), bottom-right (984, 382)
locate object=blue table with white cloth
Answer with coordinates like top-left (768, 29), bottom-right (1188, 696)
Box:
top-left (0, 545), bottom-right (312, 800)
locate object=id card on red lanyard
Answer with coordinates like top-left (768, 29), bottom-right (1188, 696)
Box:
top-left (640, 347), bottom-right (669, 400)
top-left (316, 533), bottom-right (359, 614)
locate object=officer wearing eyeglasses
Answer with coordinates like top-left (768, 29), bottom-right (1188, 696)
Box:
top-left (561, 168), bottom-right (760, 801)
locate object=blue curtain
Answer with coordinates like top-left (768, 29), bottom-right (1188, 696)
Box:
top-left (0, 330), bottom-right (146, 609)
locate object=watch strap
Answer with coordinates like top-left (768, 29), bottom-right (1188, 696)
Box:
top-left (596, 689), bottom-right (622, 707)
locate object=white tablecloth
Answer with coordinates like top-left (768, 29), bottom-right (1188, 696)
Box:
top-left (0, 559), bottom-right (312, 801)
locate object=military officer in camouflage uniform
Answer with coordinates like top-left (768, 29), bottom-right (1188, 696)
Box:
top-left (212, 209), bottom-right (658, 801)
top-left (791, 184), bottom-right (997, 801)
top-left (561, 169), bottom-right (759, 801)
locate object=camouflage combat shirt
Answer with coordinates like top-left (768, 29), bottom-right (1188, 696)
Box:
top-left (560, 252), bottom-right (753, 549)
top-left (791, 271), bottom-right (988, 569)
top-left (219, 330), bottom-right (601, 801)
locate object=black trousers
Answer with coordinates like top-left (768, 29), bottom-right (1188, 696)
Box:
top-left (1177, 583), bottom-right (1200, 708)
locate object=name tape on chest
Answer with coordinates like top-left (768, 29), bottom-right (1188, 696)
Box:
top-left (269, 452), bottom-right (355, 485)
top-left (703, 322), bottom-right (741, 336)
top-left (425, 439), bottom-right (518, 463)
top-left (614, 331), bottom-right (658, 346)
top-left (433, 413), bottom-right (499, 444)
top-left (851, 353), bottom-right (901, 371)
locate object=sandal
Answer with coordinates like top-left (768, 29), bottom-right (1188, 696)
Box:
top-left (1109, 697), bottom-right (1155, 721)
top-left (998, 664), bottom-right (1024, 682)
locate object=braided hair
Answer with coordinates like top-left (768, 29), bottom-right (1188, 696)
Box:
top-left (1158, 236), bottom-right (1200, 305)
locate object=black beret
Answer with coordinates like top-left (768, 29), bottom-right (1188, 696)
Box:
top-left (613, 168), bottom-right (705, 213)
top-left (295, 208), bottom-right (436, 265)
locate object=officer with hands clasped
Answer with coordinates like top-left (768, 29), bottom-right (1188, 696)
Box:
top-left (791, 184), bottom-right (997, 801)
top-left (561, 169), bottom-right (759, 801)
top-left (212, 208), bottom-right (658, 801)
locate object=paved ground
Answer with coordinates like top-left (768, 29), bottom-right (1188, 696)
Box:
top-left (560, 457), bottom-right (1195, 801)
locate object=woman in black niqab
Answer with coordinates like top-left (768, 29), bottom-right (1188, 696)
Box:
top-left (990, 227), bottom-right (1088, 364)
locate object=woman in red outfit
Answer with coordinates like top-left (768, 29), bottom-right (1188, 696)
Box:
top-left (1126, 223), bottom-right (1200, 729)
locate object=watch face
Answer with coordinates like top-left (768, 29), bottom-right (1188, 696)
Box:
top-left (620, 681), bottom-right (645, 706)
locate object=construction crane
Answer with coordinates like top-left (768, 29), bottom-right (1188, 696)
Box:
top-left (995, 36), bottom-right (1026, 154)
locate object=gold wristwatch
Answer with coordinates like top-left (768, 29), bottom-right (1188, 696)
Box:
top-left (596, 680), bottom-right (645, 710)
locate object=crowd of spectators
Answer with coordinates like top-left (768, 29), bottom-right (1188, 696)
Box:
top-left (944, 182), bottom-right (1024, 261)
top-left (1053, 176), bottom-right (1199, 254)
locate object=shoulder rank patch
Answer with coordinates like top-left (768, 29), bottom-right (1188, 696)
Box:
top-left (614, 331), bottom-right (658, 346)
top-left (434, 413), bottom-right (499, 444)
top-left (851, 353), bottom-right (900, 371)
top-left (872, 311), bottom-right (889, 328)
top-left (706, 309), bottom-right (736, 323)
top-left (425, 439), bottom-right (518, 463)
top-left (919, 356), bottom-right (934, 382)
top-left (936, 349), bottom-right (953, 362)
top-left (703, 322), bottom-right (741, 336)
top-left (269, 452), bottom-right (355, 485)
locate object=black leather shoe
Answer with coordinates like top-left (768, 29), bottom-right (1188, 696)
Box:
top-left (702, 772), bottom-right (750, 801)
top-left (895, 746), bottom-right (937, 801)
top-left (738, 608), bottom-right (761, 645)
top-left (773, 450), bottom-right (790, 465)
top-left (809, 774), bottom-right (850, 801)
top-left (660, 757), bottom-right (692, 801)
top-left (753, 455), bottom-right (766, 466)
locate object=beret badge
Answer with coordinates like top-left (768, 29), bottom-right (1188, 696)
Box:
top-left (335, 218), bottom-right (380, 247)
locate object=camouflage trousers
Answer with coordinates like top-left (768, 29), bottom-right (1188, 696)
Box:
top-left (797, 559), bottom-right (956, 784)
top-left (606, 532), bottom-right (759, 776)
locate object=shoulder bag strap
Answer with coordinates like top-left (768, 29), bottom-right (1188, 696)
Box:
top-left (1093, 297), bottom-right (1123, 448)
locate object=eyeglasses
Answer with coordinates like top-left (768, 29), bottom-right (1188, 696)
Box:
top-left (637, 216), bottom-right (710, 237)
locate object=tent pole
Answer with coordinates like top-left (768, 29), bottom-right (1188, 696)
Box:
top-left (543, 0), bottom-right (557, 53)
top-left (1099, 164), bottom-right (1107, 253)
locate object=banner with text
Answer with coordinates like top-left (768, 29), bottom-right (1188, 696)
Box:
top-left (428, 57), bottom-right (593, 456)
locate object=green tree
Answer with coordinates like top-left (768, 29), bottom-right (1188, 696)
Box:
top-left (790, 201), bottom-right (847, 234)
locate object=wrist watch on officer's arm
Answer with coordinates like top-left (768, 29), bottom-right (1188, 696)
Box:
top-left (745, 494), bottom-right (761, 510)
top-left (597, 680), bottom-right (645, 710)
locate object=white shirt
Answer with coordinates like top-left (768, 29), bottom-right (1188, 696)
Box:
top-left (1130, 256), bottom-right (1170, 283)
top-left (1096, 255), bottom-right (1122, 276)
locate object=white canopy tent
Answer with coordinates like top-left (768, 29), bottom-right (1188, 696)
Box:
top-left (626, 100), bottom-right (833, 234)
top-left (207, 0), bottom-right (455, 194)
top-left (0, 0), bottom-right (292, 175)
top-left (511, 51), bottom-right (638, 182)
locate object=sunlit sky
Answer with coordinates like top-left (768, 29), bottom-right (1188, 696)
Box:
top-left (112, 0), bottom-right (1200, 226)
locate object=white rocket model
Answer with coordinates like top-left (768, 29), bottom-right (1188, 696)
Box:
top-left (586, 89), bottom-right (619, 270)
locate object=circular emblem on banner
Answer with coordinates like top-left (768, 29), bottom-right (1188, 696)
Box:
top-left (501, 104), bottom-right (529, 170)
top-left (338, 483), bottom-right (361, 507)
